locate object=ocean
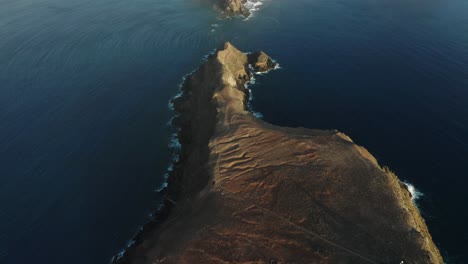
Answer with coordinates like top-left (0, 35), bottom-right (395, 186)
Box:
top-left (0, 0), bottom-right (467, 263)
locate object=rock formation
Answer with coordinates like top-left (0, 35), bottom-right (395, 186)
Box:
top-left (215, 0), bottom-right (249, 17)
top-left (248, 51), bottom-right (276, 72)
top-left (113, 42), bottom-right (443, 264)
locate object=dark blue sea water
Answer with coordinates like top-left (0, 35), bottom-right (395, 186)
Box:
top-left (0, 0), bottom-right (467, 263)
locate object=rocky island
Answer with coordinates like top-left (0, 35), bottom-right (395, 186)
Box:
top-left (114, 43), bottom-right (443, 263)
top-left (214, 0), bottom-right (250, 17)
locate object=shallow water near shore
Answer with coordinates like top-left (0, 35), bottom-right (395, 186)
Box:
top-left (0, 0), bottom-right (467, 263)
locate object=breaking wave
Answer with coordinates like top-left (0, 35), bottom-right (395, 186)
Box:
top-left (245, 57), bottom-right (280, 119)
top-left (243, 0), bottom-right (265, 20)
top-left (403, 181), bottom-right (424, 201)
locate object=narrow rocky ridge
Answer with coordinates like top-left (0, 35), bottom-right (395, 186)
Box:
top-left (113, 42), bottom-right (443, 264)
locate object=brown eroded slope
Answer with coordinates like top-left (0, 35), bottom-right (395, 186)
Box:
top-left (114, 43), bottom-right (443, 264)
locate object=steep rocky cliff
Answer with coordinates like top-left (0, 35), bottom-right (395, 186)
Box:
top-left (114, 42), bottom-right (443, 264)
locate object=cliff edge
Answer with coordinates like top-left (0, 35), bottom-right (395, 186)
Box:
top-left (114, 42), bottom-right (443, 264)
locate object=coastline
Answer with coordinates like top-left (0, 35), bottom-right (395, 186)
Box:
top-left (112, 46), bottom-right (278, 263)
top-left (113, 42), bottom-right (442, 263)
top-left (213, 0), bottom-right (265, 18)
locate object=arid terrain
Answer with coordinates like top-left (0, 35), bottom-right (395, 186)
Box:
top-left (114, 43), bottom-right (443, 264)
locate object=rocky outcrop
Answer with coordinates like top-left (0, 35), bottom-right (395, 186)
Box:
top-left (113, 42), bottom-right (443, 264)
top-left (248, 51), bottom-right (277, 72)
top-left (216, 0), bottom-right (249, 17)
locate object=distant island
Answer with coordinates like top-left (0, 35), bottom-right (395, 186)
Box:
top-left (215, 0), bottom-right (250, 17)
top-left (113, 43), bottom-right (443, 263)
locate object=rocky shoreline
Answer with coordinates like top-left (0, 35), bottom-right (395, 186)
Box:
top-left (113, 42), bottom-right (442, 263)
top-left (215, 0), bottom-right (250, 17)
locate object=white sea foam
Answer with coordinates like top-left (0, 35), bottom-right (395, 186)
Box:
top-left (126, 240), bottom-right (136, 247)
top-left (253, 112), bottom-right (264, 118)
top-left (168, 133), bottom-right (181, 151)
top-left (113, 250), bottom-right (125, 262)
top-left (155, 164), bottom-right (172, 192)
top-left (403, 181), bottom-right (423, 201)
top-left (202, 48), bottom-right (218, 61)
top-left (210, 24), bottom-right (219, 32)
top-left (169, 134), bottom-right (181, 164)
top-left (112, 239), bottom-right (136, 262)
top-left (167, 92), bottom-right (183, 111)
top-left (247, 88), bottom-right (253, 100)
top-left (250, 58), bottom-right (281, 75)
top-left (155, 181), bottom-right (168, 193)
top-left (250, 75), bottom-right (257, 85)
top-left (243, 0), bottom-right (264, 20)
top-left (244, 54), bottom-right (281, 119)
